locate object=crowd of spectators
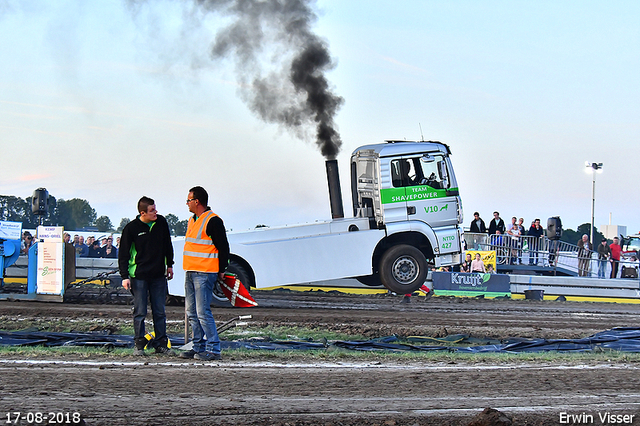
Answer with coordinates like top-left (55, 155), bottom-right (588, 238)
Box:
top-left (469, 211), bottom-right (634, 278)
top-left (594, 236), bottom-right (624, 279)
top-left (20, 232), bottom-right (119, 259)
top-left (470, 211), bottom-right (545, 266)
top-left (71, 234), bottom-right (119, 259)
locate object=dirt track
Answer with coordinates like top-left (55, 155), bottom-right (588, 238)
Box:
top-left (1, 291), bottom-right (640, 425)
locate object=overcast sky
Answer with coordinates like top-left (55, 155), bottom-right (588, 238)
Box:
top-left (1, 0), bottom-right (639, 234)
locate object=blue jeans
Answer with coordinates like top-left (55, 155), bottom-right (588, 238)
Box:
top-left (598, 259), bottom-right (607, 278)
top-left (131, 276), bottom-right (168, 349)
top-left (185, 271), bottom-right (220, 354)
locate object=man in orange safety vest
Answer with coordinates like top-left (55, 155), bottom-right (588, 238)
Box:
top-left (179, 186), bottom-right (230, 361)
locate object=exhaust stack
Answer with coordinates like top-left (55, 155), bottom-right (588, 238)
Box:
top-left (325, 160), bottom-right (344, 219)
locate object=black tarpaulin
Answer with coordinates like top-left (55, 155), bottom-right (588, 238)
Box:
top-left (2, 328), bottom-right (640, 353)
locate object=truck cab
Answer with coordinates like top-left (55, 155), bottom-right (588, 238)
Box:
top-left (351, 141), bottom-right (463, 263)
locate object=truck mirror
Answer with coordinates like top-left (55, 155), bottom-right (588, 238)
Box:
top-left (438, 161), bottom-right (449, 188)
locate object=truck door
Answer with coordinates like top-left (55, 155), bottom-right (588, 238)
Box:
top-left (405, 153), bottom-right (460, 228)
top-left (382, 154), bottom-right (461, 249)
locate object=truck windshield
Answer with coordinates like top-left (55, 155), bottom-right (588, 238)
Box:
top-left (391, 155), bottom-right (449, 189)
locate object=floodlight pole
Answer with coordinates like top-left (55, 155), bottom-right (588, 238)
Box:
top-left (591, 171), bottom-right (595, 246)
top-left (586, 162), bottom-right (603, 246)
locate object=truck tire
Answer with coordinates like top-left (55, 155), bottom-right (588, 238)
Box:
top-left (379, 244), bottom-right (428, 294)
top-left (210, 260), bottom-right (253, 308)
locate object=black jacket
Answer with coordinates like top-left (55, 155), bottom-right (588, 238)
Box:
top-left (488, 218), bottom-right (506, 235)
top-left (470, 218), bottom-right (487, 233)
top-left (118, 214), bottom-right (174, 280)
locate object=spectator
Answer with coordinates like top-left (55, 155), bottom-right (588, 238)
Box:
top-left (517, 218), bottom-right (526, 262)
top-left (610, 237), bottom-right (621, 279)
top-left (88, 240), bottom-right (103, 258)
top-left (507, 217), bottom-right (521, 265)
top-left (626, 256), bottom-right (639, 278)
top-left (577, 234), bottom-right (591, 277)
top-left (21, 231), bottom-right (34, 255)
top-left (63, 232), bottom-right (71, 244)
top-left (491, 229), bottom-right (507, 264)
top-left (75, 236), bottom-right (89, 257)
top-left (471, 253), bottom-right (486, 273)
top-left (488, 211), bottom-right (505, 235)
top-left (460, 253), bottom-right (472, 273)
top-left (103, 237), bottom-right (118, 258)
top-left (469, 212), bottom-right (487, 233)
top-left (597, 239), bottom-right (610, 279)
top-left (527, 219), bottom-right (544, 265)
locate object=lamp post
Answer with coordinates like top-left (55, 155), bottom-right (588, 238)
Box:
top-left (585, 162), bottom-right (603, 246)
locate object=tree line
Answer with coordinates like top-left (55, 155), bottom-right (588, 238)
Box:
top-left (560, 224), bottom-right (607, 246)
top-left (0, 194), bottom-right (189, 236)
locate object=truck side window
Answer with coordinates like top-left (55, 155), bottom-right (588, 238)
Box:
top-left (391, 159), bottom-right (422, 187)
top-left (391, 161), bottom-right (403, 187)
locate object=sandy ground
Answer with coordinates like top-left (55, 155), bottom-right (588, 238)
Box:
top-left (1, 291), bottom-right (640, 425)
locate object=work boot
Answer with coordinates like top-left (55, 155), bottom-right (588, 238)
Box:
top-left (155, 346), bottom-right (177, 356)
top-left (179, 349), bottom-right (197, 359)
top-left (194, 351), bottom-right (222, 361)
top-left (133, 337), bottom-right (147, 356)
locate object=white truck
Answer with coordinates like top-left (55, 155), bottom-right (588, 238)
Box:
top-left (171, 140), bottom-right (463, 301)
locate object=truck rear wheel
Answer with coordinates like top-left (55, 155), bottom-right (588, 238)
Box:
top-left (211, 260), bottom-right (253, 307)
top-left (379, 245), bottom-right (428, 294)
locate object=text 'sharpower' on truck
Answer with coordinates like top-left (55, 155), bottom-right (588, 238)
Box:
top-left (172, 140), bottom-right (464, 301)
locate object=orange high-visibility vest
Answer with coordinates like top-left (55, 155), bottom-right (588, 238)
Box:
top-left (183, 210), bottom-right (219, 273)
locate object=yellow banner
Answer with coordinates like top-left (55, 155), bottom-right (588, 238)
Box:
top-left (466, 250), bottom-right (497, 273)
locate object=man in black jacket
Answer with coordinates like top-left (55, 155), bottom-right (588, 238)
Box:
top-left (527, 218), bottom-right (545, 265)
top-left (488, 211), bottom-right (506, 235)
top-left (118, 196), bottom-right (175, 356)
top-left (469, 212), bottom-right (487, 233)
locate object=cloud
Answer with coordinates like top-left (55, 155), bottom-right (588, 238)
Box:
top-left (16, 173), bottom-right (53, 182)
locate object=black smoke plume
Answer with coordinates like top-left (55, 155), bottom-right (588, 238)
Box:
top-left (195, 0), bottom-right (344, 159)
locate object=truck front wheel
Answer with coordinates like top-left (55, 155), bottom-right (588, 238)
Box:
top-left (379, 245), bottom-right (428, 294)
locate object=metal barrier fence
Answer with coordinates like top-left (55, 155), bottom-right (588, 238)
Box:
top-left (463, 232), bottom-right (639, 278)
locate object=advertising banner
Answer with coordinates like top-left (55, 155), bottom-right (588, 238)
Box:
top-left (37, 226), bottom-right (64, 243)
top-left (432, 271), bottom-right (510, 298)
top-left (466, 250), bottom-right (497, 273)
top-left (37, 242), bottom-right (64, 295)
top-left (0, 221), bottom-right (22, 240)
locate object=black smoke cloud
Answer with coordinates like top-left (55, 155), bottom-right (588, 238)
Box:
top-left (191, 0), bottom-right (344, 159)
